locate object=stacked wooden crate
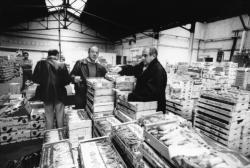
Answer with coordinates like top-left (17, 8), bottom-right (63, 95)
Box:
top-left (116, 97), bottom-right (157, 120)
top-left (223, 62), bottom-right (238, 87)
top-left (0, 58), bottom-right (15, 82)
top-left (234, 68), bottom-right (250, 90)
top-left (65, 109), bottom-right (92, 148)
top-left (166, 98), bottom-right (194, 121)
top-left (194, 90), bottom-right (250, 150)
top-left (86, 78), bottom-right (114, 119)
top-left (239, 110), bottom-right (250, 156)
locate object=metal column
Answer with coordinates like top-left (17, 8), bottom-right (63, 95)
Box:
top-left (58, 12), bottom-right (62, 60)
top-left (188, 23), bottom-right (195, 64)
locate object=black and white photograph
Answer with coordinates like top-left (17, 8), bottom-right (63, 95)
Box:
top-left (0, 0), bottom-right (250, 168)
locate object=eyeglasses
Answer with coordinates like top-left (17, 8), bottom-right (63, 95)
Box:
top-left (142, 54), bottom-right (148, 57)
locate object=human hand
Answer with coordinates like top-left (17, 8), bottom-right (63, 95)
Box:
top-left (110, 66), bottom-right (122, 73)
top-left (74, 76), bottom-right (82, 83)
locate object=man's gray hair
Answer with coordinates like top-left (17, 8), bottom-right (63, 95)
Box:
top-left (149, 47), bottom-right (158, 57)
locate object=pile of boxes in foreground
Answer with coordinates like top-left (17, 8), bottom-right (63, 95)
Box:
top-left (0, 96), bottom-right (45, 145)
top-left (194, 89), bottom-right (250, 155)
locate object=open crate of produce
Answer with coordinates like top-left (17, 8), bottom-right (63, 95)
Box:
top-left (43, 127), bottom-right (67, 144)
top-left (143, 121), bottom-right (180, 167)
top-left (143, 114), bottom-right (250, 168)
top-left (141, 142), bottom-right (170, 168)
top-left (78, 136), bottom-right (127, 168)
top-left (93, 116), bottom-right (121, 136)
top-left (114, 109), bottom-right (133, 123)
top-left (111, 121), bottom-right (144, 168)
top-left (40, 139), bottom-right (76, 168)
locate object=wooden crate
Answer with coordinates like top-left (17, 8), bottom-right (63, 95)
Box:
top-left (86, 99), bottom-right (114, 112)
top-left (195, 112), bottom-right (243, 130)
top-left (196, 128), bottom-right (240, 150)
top-left (144, 130), bottom-right (177, 167)
top-left (199, 97), bottom-right (248, 112)
top-left (196, 107), bottom-right (245, 122)
top-left (194, 122), bottom-right (241, 141)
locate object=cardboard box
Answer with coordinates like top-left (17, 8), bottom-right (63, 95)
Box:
top-left (29, 120), bottom-right (45, 130)
top-left (17, 130), bottom-right (31, 142)
top-left (30, 129), bottom-right (44, 139)
top-left (29, 101), bottom-right (44, 109)
top-left (0, 132), bottom-right (18, 145)
top-left (0, 115), bottom-right (29, 127)
top-left (30, 108), bottom-right (45, 121)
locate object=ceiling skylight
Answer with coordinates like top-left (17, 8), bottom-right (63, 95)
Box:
top-left (45, 0), bottom-right (62, 12)
top-left (45, 0), bottom-right (87, 17)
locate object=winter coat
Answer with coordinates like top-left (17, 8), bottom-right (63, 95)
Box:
top-left (119, 58), bottom-right (167, 113)
top-left (32, 58), bottom-right (71, 103)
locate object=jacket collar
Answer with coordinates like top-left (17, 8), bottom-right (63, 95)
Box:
top-left (146, 58), bottom-right (158, 68)
top-left (80, 57), bottom-right (100, 64)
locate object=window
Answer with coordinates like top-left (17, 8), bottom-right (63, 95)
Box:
top-left (45, 0), bottom-right (87, 17)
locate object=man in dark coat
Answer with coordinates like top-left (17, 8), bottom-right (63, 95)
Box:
top-left (32, 49), bottom-right (71, 129)
top-left (113, 47), bottom-right (167, 113)
top-left (70, 46), bottom-right (107, 109)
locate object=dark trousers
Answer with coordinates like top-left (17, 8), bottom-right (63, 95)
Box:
top-left (74, 94), bottom-right (86, 109)
top-left (21, 71), bottom-right (32, 91)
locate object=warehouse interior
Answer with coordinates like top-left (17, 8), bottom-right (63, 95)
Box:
top-left (1, 0), bottom-right (250, 168)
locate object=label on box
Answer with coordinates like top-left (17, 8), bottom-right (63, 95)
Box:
top-left (30, 129), bottom-right (44, 139)
top-left (30, 120), bottom-right (45, 130)
top-left (0, 115), bottom-right (29, 127)
top-left (0, 125), bottom-right (18, 134)
top-left (0, 132), bottom-right (18, 144)
top-left (30, 108), bottom-right (45, 121)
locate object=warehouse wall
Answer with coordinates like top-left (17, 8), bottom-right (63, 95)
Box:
top-left (0, 13), bottom-right (116, 71)
top-left (115, 15), bottom-right (250, 67)
top-left (198, 15), bottom-right (250, 61)
top-left (115, 24), bottom-right (203, 67)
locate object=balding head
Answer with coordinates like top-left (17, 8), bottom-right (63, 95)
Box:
top-left (142, 47), bottom-right (158, 65)
top-left (88, 46), bottom-right (99, 62)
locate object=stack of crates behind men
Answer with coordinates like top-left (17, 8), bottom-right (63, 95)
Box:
top-left (166, 75), bottom-right (195, 121)
top-left (194, 89), bottom-right (250, 154)
top-left (86, 78), bottom-right (114, 119)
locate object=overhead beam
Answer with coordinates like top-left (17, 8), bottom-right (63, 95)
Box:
top-left (180, 26), bottom-right (190, 32)
top-left (239, 15), bottom-right (249, 31)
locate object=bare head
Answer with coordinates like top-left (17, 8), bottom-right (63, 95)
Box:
top-left (88, 46), bottom-right (99, 62)
top-left (142, 47), bottom-right (158, 65)
top-left (48, 49), bottom-right (59, 60)
top-left (23, 51), bottom-right (29, 59)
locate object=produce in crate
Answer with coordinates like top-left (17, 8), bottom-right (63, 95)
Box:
top-left (79, 137), bottom-right (126, 168)
top-left (114, 125), bottom-right (142, 152)
top-left (95, 117), bottom-right (121, 136)
top-left (144, 120), bottom-right (250, 168)
top-left (40, 140), bottom-right (75, 168)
